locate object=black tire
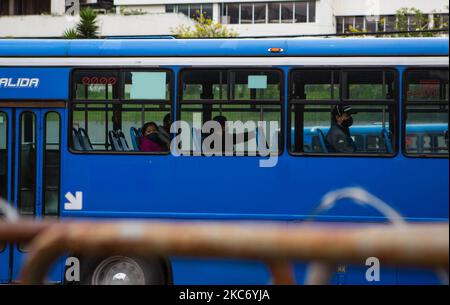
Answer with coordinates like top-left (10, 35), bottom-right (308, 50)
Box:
top-left (71, 255), bottom-right (170, 285)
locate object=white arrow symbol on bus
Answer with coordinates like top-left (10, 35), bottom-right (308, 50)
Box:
top-left (64, 192), bottom-right (83, 210)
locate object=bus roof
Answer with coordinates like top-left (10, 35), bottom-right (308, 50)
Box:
top-left (0, 38), bottom-right (448, 57)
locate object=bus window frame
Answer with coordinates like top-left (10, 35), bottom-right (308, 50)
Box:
top-left (287, 67), bottom-right (399, 158)
top-left (0, 111), bottom-right (8, 253)
top-left (42, 111), bottom-right (61, 218)
top-left (402, 66), bottom-right (449, 159)
top-left (69, 67), bottom-right (174, 155)
top-left (177, 67), bottom-right (285, 156)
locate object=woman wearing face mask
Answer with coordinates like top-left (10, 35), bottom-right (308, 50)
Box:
top-left (325, 105), bottom-right (357, 153)
top-left (140, 122), bottom-right (168, 152)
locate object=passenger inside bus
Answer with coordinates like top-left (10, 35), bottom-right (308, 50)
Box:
top-left (157, 113), bottom-right (172, 148)
top-left (140, 122), bottom-right (168, 152)
top-left (207, 115), bottom-right (258, 153)
top-left (326, 105), bottom-right (357, 153)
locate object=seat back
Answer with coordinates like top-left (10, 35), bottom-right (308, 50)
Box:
top-left (130, 127), bottom-right (142, 151)
top-left (117, 130), bottom-right (130, 151)
top-left (108, 130), bottom-right (123, 151)
top-left (78, 128), bottom-right (93, 151)
top-left (316, 128), bottom-right (329, 153)
top-left (382, 128), bottom-right (393, 154)
top-left (158, 126), bottom-right (171, 148)
top-left (72, 128), bottom-right (83, 151)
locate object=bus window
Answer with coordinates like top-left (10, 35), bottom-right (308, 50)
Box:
top-left (0, 112), bottom-right (6, 253)
top-left (0, 112), bottom-right (7, 201)
top-left (18, 112), bottom-right (36, 216)
top-left (43, 112), bottom-right (61, 218)
top-left (289, 69), bottom-right (397, 156)
top-left (73, 70), bottom-right (119, 100)
top-left (404, 69), bottom-right (449, 157)
top-left (71, 69), bottom-right (173, 153)
top-left (179, 69), bottom-right (283, 156)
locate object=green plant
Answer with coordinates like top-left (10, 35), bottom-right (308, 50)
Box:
top-left (76, 7), bottom-right (100, 38)
top-left (62, 7), bottom-right (100, 39)
top-left (171, 12), bottom-right (238, 38)
top-left (63, 28), bottom-right (79, 39)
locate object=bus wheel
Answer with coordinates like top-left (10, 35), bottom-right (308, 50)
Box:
top-left (80, 256), bottom-right (167, 285)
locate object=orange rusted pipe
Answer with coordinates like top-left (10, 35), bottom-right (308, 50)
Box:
top-left (12, 221), bottom-right (448, 284)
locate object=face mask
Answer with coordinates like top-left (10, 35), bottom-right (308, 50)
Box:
top-left (146, 133), bottom-right (159, 141)
top-left (341, 117), bottom-right (353, 128)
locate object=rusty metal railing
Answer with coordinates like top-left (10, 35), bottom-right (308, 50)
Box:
top-left (0, 220), bottom-right (448, 284)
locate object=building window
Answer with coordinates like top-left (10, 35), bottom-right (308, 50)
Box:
top-left (433, 13), bottom-right (449, 29)
top-left (295, 2), bottom-right (307, 23)
top-left (268, 2), bottom-right (280, 24)
top-left (281, 2), bottom-right (294, 24)
top-left (221, 1), bottom-right (316, 25)
top-left (1, 0), bottom-right (51, 15)
top-left (254, 3), bottom-right (266, 24)
top-left (0, 0), bottom-right (10, 16)
top-left (336, 13), bottom-right (449, 34)
top-left (166, 3), bottom-right (214, 20)
top-left (308, 0), bottom-right (316, 22)
top-left (241, 3), bottom-right (253, 24)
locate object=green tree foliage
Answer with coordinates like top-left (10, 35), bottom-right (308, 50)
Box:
top-left (349, 7), bottom-right (448, 37)
top-left (395, 8), bottom-right (431, 37)
top-left (171, 12), bottom-right (238, 38)
top-left (63, 8), bottom-right (100, 39)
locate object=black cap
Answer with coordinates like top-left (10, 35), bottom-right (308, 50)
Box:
top-left (332, 105), bottom-right (357, 116)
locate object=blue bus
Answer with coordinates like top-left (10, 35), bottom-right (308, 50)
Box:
top-left (0, 38), bottom-right (448, 285)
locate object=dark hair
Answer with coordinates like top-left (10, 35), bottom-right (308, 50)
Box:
top-left (163, 113), bottom-right (171, 126)
top-left (141, 122), bottom-right (158, 134)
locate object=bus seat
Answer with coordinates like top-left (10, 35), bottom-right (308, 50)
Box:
top-left (78, 128), bottom-right (93, 151)
top-left (157, 126), bottom-right (171, 148)
top-left (108, 130), bottom-right (123, 151)
top-left (382, 128), bottom-right (393, 154)
top-left (316, 128), bottom-right (328, 153)
top-left (117, 130), bottom-right (130, 151)
top-left (130, 127), bottom-right (142, 151)
top-left (72, 128), bottom-right (83, 151)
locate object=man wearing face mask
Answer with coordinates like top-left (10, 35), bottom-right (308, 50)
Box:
top-left (326, 105), bottom-right (357, 153)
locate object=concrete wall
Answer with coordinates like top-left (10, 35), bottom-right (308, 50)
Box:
top-left (0, 13), bottom-right (194, 38)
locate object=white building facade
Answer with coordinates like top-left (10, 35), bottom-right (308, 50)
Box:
top-left (0, 0), bottom-right (448, 37)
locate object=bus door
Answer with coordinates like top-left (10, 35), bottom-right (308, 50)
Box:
top-left (0, 105), bottom-right (64, 283)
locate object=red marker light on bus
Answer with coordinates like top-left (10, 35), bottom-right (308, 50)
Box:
top-left (268, 47), bottom-right (284, 53)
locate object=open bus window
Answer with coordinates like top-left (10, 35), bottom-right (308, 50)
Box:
top-left (289, 69), bottom-right (396, 156)
top-left (71, 69), bottom-right (173, 153)
top-left (179, 69), bottom-right (283, 156)
top-left (404, 68), bottom-right (449, 157)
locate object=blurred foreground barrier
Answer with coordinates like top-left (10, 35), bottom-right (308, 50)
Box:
top-left (0, 220), bottom-right (448, 285)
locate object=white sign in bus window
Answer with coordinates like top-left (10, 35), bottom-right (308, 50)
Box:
top-left (130, 72), bottom-right (166, 100)
top-left (248, 75), bottom-right (267, 89)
